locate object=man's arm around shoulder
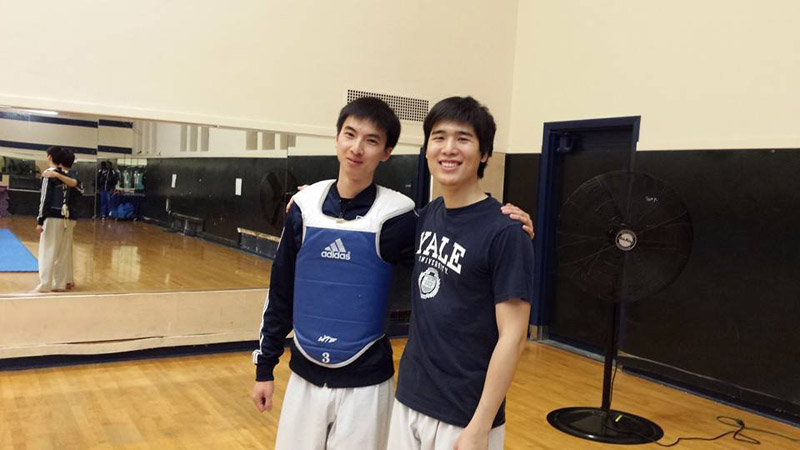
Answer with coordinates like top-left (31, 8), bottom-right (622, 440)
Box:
top-left (42, 169), bottom-right (78, 187)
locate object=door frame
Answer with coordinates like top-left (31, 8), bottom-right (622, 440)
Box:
top-left (531, 116), bottom-right (641, 340)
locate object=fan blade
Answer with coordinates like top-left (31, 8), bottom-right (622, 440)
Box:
top-left (557, 171), bottom-right (693, 303)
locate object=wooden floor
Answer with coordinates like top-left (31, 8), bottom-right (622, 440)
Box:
top-left (0, 340), bottom-right (796, 449)
top-left (0, 217), bottom-right (271, 295)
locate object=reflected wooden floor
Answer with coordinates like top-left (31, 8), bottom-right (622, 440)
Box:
top-left (0, 217), bottom-right (271, 295)
top-left (0, 340), bottom-right (796, 449)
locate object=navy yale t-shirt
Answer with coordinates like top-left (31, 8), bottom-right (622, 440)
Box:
top-left (396, 196), bottom-right (535, 428)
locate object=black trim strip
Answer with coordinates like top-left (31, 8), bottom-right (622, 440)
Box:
top-left (99, 119), bottom-right (134, 128)
top-left (0, 111), bottom-right (98, 128)
top-left (0, 334), bottom-right (414, 372)
top-left (0, 139), bottom-right (97, 155)
top-left (98, 145), bottom-right (133, 154)
top-left (0, 341), bottom-right (260, 372)
top-left (620, 356), bottom-right (800, 426)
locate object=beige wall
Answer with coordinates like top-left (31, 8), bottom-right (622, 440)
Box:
top-left (0, 0), bottom-right (519, 149)
top-left (509, 0), bottom-right (800, 153)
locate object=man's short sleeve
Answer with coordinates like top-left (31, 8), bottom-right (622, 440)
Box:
top-left (379, 210), bottom-right (418, 266)
top-left (489, 225), bottom-right (535, 304)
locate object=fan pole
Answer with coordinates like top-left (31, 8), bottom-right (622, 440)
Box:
top-left (547, 297), bottom-right (664, 444)
top-left (601, 302), bottom-right (619, 411)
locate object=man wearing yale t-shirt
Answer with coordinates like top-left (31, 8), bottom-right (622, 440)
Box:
top-left (391, 97), bottom-right (535, 450)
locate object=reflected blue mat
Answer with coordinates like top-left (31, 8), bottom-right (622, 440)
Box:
top-left (0, 229), bottom-right (38, 272)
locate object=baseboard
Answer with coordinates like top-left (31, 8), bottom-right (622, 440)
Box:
top-left (0, 340), bottom-right (260, 371)
top-left (619, 355), bottom-right (800, 426)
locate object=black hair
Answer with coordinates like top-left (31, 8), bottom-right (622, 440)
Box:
top-left (59, 149), bottom-right (75, 168)
top-left (422, 96), bottom-right (496, 178)
top-left (336, 97), bottom-right (401, 150)
top-left (46, 146), bottom-right (65, 164)
top-left (100, 161), bottom-right (109, 170)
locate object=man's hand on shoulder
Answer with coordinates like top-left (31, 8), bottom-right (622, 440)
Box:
top-left (284, 184), bottom-right (309, 213)
top-left (501, 203), bottom-right (534, 239)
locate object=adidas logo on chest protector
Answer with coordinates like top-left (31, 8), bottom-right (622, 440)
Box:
top-left (321, 238), bottom-right (351, 260)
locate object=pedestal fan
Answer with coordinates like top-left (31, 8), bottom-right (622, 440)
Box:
top-left (546, 170), bottom-right (693, 444)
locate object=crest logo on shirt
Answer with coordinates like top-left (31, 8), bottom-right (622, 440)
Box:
top-left (418, 267), bottom-right (441, 299)
top-left (321, 238), bottom-right (351, 260)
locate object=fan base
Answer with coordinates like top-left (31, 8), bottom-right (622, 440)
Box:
top-left (547, 407), bottom-right (663, 445)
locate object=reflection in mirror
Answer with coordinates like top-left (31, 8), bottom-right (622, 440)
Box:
top-left (0, 108), bottom-right (295, 296)
top-left (0, 108), bottom-right (98, 294)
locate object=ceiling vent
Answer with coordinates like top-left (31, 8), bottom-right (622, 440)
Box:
top-left (347, 89), bottom-right (429, 123)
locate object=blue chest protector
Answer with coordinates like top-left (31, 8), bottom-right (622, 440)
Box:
top-left (292, 180), bottom-right (415, 367)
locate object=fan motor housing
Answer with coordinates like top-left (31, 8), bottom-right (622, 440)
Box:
top-left (615, 229), bottom-right (637, 251)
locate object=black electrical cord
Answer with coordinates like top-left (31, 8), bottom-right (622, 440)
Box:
top-left (744, 423), bottom-right (800, 444)
top-left (608, 415), bottom-right (800, 447)
top-left (609, 357), bottom-right (618, 404)
top-left (651, 416), bottom-right (760, 447)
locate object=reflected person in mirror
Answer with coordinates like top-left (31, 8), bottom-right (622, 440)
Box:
top-left (54, 149), bottom-right (83, 290)
top-left (97, 160), bottom-right (119, 218)
top-left (34, 147), bottom-right (80, 293)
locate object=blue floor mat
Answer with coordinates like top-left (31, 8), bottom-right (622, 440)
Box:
top-left (0, 229), bottom-right (38, 272)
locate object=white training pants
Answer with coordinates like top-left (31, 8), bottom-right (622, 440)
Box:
top-left (35, 218), bottom-right (69, 292)
top-left (275, 372), bottom-right (394, 450)
top-left (54, 219), bottom-right (75, 288)
top-left (387, 401), bottom-right (505, 450)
